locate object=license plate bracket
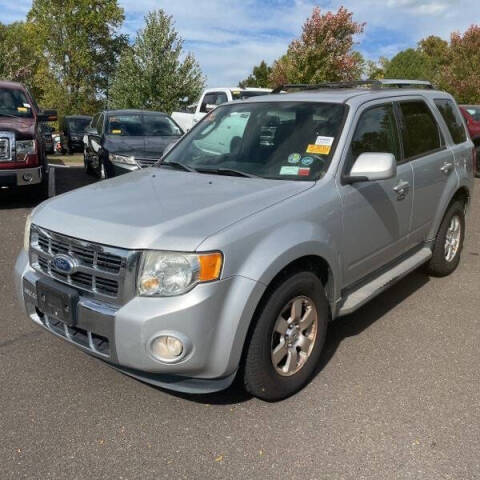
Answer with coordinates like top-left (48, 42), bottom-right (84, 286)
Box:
top-left (36, 278), bottom-right (79, 327)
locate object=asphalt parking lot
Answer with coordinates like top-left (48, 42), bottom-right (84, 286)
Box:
top-left (1, 168), bottom-right (479, 479)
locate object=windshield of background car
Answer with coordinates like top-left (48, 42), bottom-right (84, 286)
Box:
top-left (0, 88), bottom-right (33, 118)
top-left (465, 107), bottom-right (480, 122)
top-left (163, 101), bottom-right (346, 180)
top-left (67, 118), bottom-right (91, 133)
top-left (106, 114), bottom-right (182, 136)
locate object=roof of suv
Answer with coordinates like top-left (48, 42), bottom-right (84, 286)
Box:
top-left (243, 87), bottom-right (452, 106)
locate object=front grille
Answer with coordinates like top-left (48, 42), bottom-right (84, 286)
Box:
top-left (0, 139), bottom-right (8, 160)
top-left (0, 132), bottom-right (14, 161)
top-left (30, 225), bottom-right (139, 304)
top-left (39, 312), bottom-right (111, 357)
top-left (136, 157), bottom-right (159, 168)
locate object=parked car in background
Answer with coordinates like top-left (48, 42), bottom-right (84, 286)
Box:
top-left (41, 124), bottom-right (55, 154)
top-left (59, 115), bottom-right (92, 154)
top-left (16, 80), bottom-right (474, 401)
top-left (459, 105), bottom-right (480, 176)
top-left (83, 110), bottom-right (183, 178)
top-left (172, 87), bottom-right (272, 132)
top-left (0, 80), bottom-right (56, 198)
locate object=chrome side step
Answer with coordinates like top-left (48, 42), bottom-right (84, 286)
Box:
top-left (337, 247), bottom-right (432, 317)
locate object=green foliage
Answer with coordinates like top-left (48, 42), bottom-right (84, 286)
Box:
top-left (239, 61), bottom-right (272, 88)
top-left (441, 26), bottom-right (480, 103)
top-left (109, 10), bottom-right (205, 114)
top-left (27, 0), bottom-right (127, 116)
top-left (384, 48), bottom-right (429, 80)
top-left (269, 7), bottom-right (365, 86)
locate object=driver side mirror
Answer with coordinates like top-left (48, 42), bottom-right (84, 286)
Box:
top-left (344, 152), bottom-right (396, 184)
top-left (204, 104), bottom-right (216, 113)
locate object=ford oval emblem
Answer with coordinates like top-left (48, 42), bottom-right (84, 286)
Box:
top-left (52, 254), bottom-right (78, 274)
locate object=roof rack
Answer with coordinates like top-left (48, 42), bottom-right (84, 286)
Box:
top-left (271, 79), bottom-right (433, 94)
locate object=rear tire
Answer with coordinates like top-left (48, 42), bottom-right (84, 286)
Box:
top-left (243, 271), bottom-right (328, 401)
top-left (425, 201), bottom-right (465, 277)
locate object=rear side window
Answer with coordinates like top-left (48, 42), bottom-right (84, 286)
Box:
top-left (435, 99), bottom-right (467, 144)
top-left (346, 104), bottom-right (401, 171)
top-left (399, 101), bottom-right (442, 159)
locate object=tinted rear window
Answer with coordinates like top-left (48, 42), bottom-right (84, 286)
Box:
top-left (399, 101), bottom-right (442, 159)
top-left (435, 99), bottom-right (467, 144)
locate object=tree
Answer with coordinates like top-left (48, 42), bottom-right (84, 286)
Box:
top-left (269, 6), bottom-right (365, 86)
top-left (0, 22), bottom-right (41, 88)
top-left (441, 25), bottom-right (480, 103)
top-left (239, 61), bottom-right (272, 88)
top-left (27, 0), bottom-right (127, 115)
top-left (109, 10), bottom-right (205, 113)
top-left (383, 48), bottom-right (429, 80)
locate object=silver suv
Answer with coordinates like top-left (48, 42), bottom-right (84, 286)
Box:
top-left (15, 80), bottom-right (475, 401)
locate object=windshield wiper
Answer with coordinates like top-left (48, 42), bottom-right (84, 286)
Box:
top-left (197, 167), bottom-right (259, 178)
top-left (159, 161), bottom-right (197, 172)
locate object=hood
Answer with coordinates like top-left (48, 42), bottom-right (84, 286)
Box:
top-left (0, 116), bottom-right (35, 139)
top-left (33, 168), bottom-right (313, 251)
top-left (105, 135), bottom-right (180, 159)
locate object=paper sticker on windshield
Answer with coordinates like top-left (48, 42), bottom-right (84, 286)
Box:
top-left (301, 156), bottom-right (314, 166)
top-left (17, 107), bottom-right (28, 113)
top-left (298, 167), bottom-right (311, 176)
top-left (288, 153), bottom-right (301, 164)
top-left (315, 136), bottom-right (334, 147)
top-left (280, 166), bottom-right (300, 175)
top-left (111, 129), bottom-right (122, 134)
top-left (306, 144), bottom-right (330, 155)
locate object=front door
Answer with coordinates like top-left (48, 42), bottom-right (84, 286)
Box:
top-left (338, 102), bottom-right (414, 287)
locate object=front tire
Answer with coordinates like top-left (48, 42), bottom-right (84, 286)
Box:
top-left (425, 201), bottom-right (465, 277)
top-left (243, 272), bottom-right (328, 401)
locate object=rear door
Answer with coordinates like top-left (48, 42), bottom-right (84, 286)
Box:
top-left (397, 99), bottom-right (457, 245)
top-left (434, 98), bottom-right (473, 177)
top-left (338, 101), bottom-right (414, 287)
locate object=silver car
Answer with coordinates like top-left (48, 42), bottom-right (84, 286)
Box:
top-left (15, 80), bottom-right (475, 400)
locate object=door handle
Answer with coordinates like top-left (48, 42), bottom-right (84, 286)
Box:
top-left (393, 180), bottom-right (410, 199)
top-left (440, 162), bottom-right (453, 174)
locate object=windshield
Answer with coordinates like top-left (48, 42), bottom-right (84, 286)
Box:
top-left (67, 118), bottom-right (91, 133)
top-left (106, 114), bottom-right (182, 137)
top-left (163, 101), bottom-right (346, 180)
top-left (0, 88), bottom-right (33, 118)
top-left (231, 90), bottom-right (271, 100)
top-left (465, 106), bottom-right (480, 122)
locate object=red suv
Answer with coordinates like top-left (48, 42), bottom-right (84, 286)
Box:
top-left (0, 80), bottom-right (57, 197)
top-left (459, 105), bottom-right (480, 176)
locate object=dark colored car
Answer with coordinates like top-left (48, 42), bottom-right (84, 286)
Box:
top-left (0, 80), bottom-right (57, 197)
top-left (459, 105), bottom-right (480, 176)
top-left (41, 124), bottom-right (55, 154)
top-left (84, 109), bottom-right (183, 178)
top-left (59, 115), bottom-right (92, 154)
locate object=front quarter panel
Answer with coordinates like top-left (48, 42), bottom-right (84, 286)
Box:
top-left (198, 179), bottom-right (343, 311)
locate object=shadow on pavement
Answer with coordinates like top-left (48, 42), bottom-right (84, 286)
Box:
top-left (163, 270), bottom-right (430, 405)
top-left (0, 166), bottom-right (97, 210)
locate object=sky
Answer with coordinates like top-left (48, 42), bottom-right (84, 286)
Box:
top-left (1, 0), bottom-right (479, 86)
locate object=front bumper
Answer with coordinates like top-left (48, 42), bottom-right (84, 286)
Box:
top-left (0, 166), bottom-right (42, 187)
top-left (15, 249), bottom-right (265, 393)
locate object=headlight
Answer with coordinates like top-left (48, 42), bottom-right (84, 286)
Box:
top-left (109, 153), bottom-right (137, 166)
top-left (23, 213), bottom-right (32, 251)
top-left (16, 140), bottom-right (36, 161)
top-left (138, 251), bottom-right (223, 297)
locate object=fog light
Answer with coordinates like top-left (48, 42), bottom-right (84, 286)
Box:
top-left (23, 173), bottom-right (33, 183)
top-left (151, 335), bottom-right (184, 361)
